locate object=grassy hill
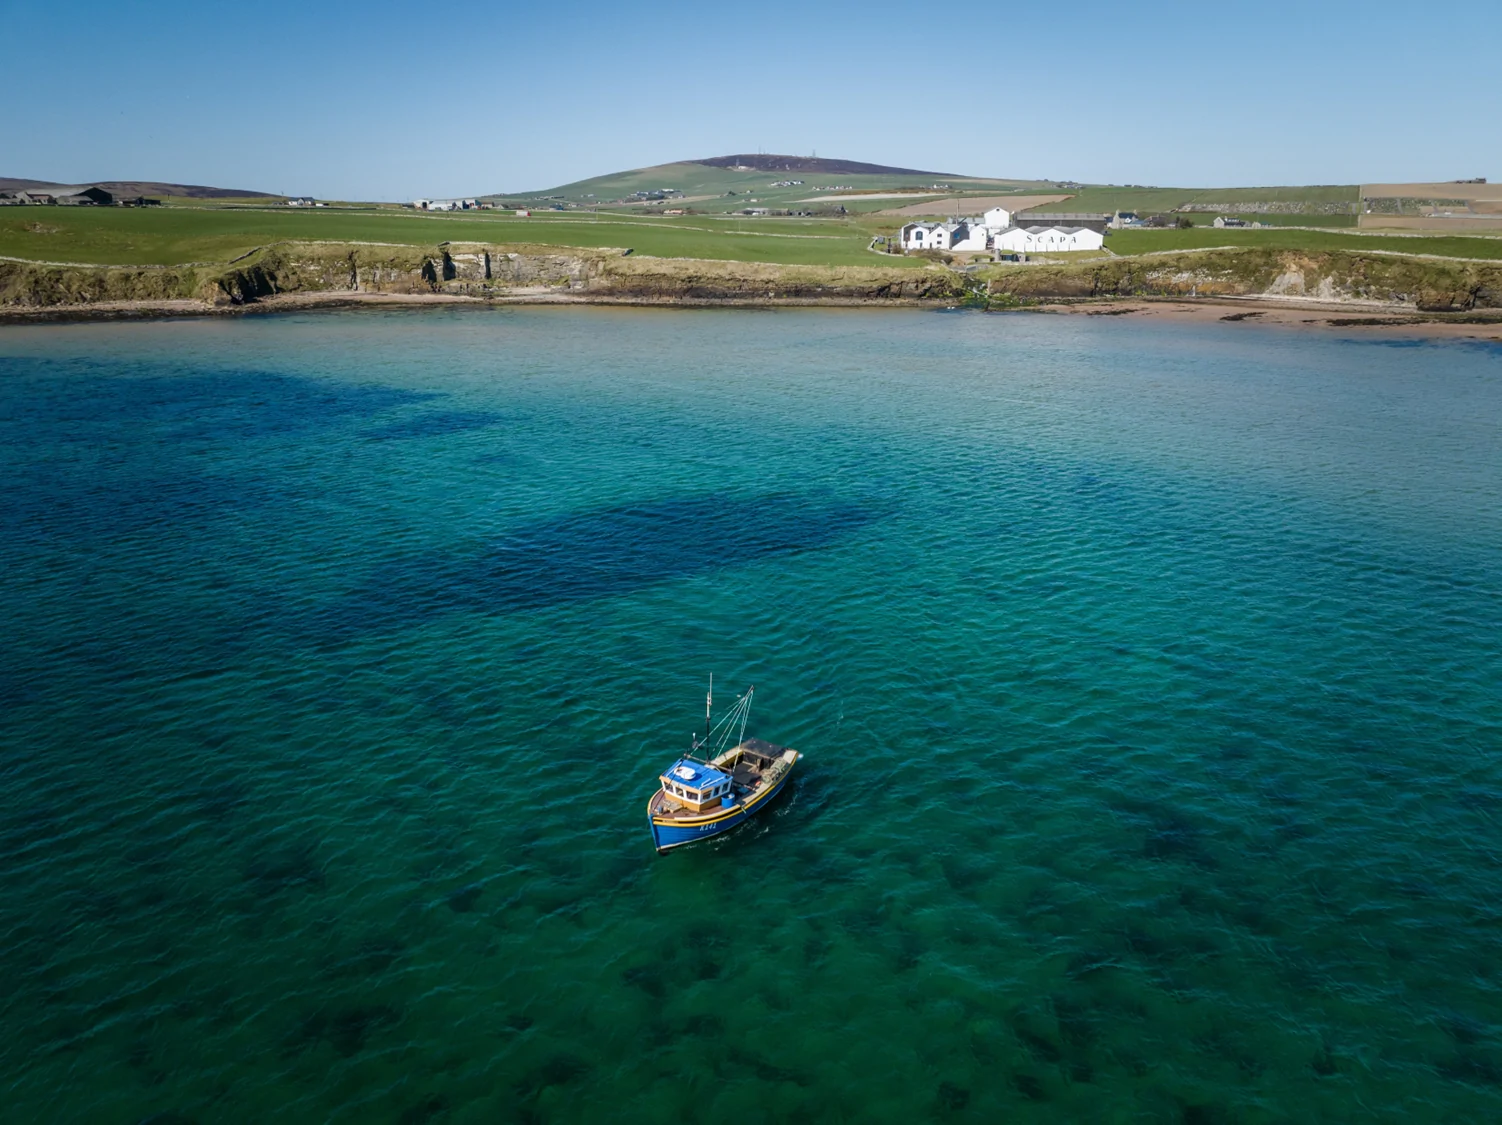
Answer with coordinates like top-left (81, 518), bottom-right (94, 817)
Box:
top-left (493, 155), bottom-right (1053, 215)
top-left (493, 159), bottom-right (1372, 226)
top-left (0, 177), bottom-right (280, 200)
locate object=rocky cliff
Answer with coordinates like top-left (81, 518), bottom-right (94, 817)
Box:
top-left (0, 242), bottom-right (966, 311)
top-left (981, 248), bottom-right (1502, 312)
top-left (3, 242), bottom-right (1499, 316)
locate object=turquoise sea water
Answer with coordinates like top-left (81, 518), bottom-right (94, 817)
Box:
top-left (2, 308), bottom-right (1500, 1123)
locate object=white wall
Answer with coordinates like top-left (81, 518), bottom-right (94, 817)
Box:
top-left (982, 206), bottom-right (1012, 231)
top-left (900, 223), bottom-right (929, 250)
top-left (994, 226), bottom-right (1104, 253)
top-left (948, 223), bottom-right (989, 252)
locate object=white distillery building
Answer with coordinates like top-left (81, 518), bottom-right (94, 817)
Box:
top-left (413, 198), bottom-right (479, 211)
top-left (901, 221), bottom-right (958, 251)
top-left (993, 225), bottom-right (1105, 253)
top-left (900, 205), bottom-right (1015, 252)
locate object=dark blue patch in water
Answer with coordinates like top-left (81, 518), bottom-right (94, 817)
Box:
top-left (0, 361), bottom-right (442, 542)
top-left (3, 466), bottom-right (287, 543)
top-left (364, 410), bottom-right (507, 441)
top-left (0, 360), bottom-right (437, 443)
top-left (312, 490), bottom-right (884, 638)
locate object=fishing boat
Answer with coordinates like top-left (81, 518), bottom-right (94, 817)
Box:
top-left (647, 679), bottom-right (801, 854)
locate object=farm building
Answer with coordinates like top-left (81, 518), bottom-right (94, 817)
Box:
top-left (10, 186), bottom-right (113, 206)
top-left (58, 187), bottom-right (114, 205)
top-left (993, 225), bottom-right (1105, 253)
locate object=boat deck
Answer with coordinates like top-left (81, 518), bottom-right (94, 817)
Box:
top-left (650, 739), bottom-right (794, 821)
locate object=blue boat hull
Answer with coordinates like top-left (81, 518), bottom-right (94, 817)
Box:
top-left (649, 764), bottom-right (795, 853)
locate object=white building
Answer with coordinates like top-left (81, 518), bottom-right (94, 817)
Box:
top-left (981, 206), bottom-right (1012, 230)
top-left (900, 220), bottom-right (954, 250)
top-left (948, 220), bottom-right (990, 252)
top-left (900, 206), bottom-right (1016, 252)
top-left (413, 198), bottom-right (478, 212)
top-left (993, 225), bottom-right (1105, 253)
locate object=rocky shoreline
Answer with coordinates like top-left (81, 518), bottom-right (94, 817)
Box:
top-left (2, 241), bottom-right (1500, 339)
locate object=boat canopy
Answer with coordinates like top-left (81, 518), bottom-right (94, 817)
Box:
top-left (661, 759), bottom-right (729, 790)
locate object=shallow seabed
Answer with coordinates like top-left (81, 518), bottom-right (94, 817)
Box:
top-left (2, 308), bottom-right (1500, 1124)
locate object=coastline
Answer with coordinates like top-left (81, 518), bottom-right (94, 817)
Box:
top-left (5, 242), bottom-right (1502, 337)
top-left (3, 288), bottom-right (1501, 340)
top-left (1020, 296), bottom-right (1502, 340)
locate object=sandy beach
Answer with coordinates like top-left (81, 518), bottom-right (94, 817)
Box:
top-left (2, 289), bottom-right (1500, 340)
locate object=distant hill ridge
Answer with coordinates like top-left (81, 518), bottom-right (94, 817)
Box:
top-left (692, 154), bottom-right (955, 177)
top-left (0, 177), bottom-right (279, 199)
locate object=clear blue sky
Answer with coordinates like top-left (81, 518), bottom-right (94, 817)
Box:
top-left (3, 0), bottom-right (1498, 200)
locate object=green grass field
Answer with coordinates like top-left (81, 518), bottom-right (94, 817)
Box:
top-left (6, 200), bottom-right (1500, 275)
top-left (1104, 227), bottom-right (1502, 260)
top-left (0, 206), bottom-right (928, 269)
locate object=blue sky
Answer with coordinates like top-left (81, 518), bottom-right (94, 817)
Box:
top-left (3, 0), bottom-right (1498, 199)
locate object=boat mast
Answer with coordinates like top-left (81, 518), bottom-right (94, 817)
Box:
top-left (737, 686), bottom-right (753, 749)
top-left (705, 673), bottom-right (713, 741)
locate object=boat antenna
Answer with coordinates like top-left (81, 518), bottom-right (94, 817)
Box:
top-left (705, 674), bottom-right (713, 741)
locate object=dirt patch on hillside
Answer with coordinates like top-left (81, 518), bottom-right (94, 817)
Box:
top-left (1358, 215), bottom-right (1502, 231)
top-left (794, 192), bottom-right (945, 203)
top-left (1362, 182), bottom-right (1499, 201)
top-left (877, 194), bottom-right (1071, 217)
